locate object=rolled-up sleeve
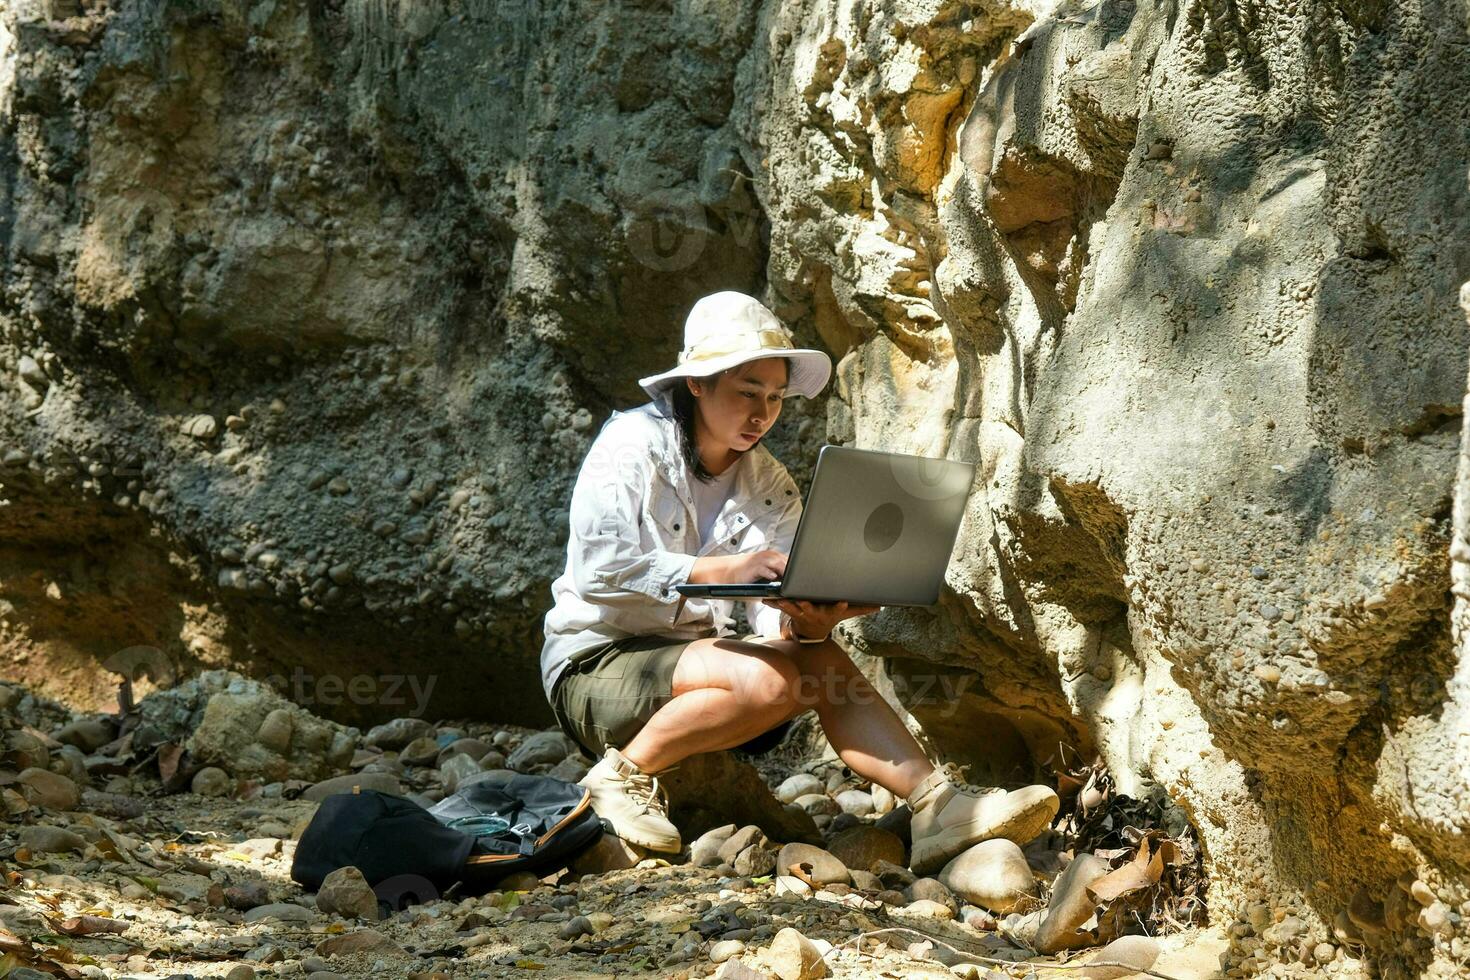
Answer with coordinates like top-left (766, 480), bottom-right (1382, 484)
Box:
top-left (745, 494), bottom-right (803, 638)
top-left (561, 424), bottom-right (701, 610)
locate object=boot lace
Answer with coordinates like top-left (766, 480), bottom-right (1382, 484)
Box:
top-left (936, 762), bottom-right (1001, 799)
top-left (623, 770), bottom-right (669, 816)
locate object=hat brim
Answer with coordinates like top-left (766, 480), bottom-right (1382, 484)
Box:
top-left (638, 349), bottom-right (832, 402)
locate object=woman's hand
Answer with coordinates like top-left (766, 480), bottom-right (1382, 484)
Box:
top-left (763, 598), bottom-right (881, 642)
top-left (689, 550), bottom-right (787, 585)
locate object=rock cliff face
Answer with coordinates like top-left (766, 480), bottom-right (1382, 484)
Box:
top-left (2, 0), bottom-right (1468, 973)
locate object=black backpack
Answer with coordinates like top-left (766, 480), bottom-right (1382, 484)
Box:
top-left (290, 773), bottom-right (603, 906)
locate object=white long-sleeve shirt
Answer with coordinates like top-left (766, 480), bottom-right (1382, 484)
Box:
top-left (540, 399), bottom-right (803, 698)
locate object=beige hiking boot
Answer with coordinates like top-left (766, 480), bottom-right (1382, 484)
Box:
top-left (907, 763), bottom-right (1059, 875)
top-left (577, 747), bottom-right (681, 853)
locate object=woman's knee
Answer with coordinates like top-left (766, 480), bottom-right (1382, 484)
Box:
top-left (735, 655), bottom-right (801, 714)
top-left (791, 641), bottom-right (875, 706)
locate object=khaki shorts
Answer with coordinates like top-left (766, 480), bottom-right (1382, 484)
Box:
top-left (550, 635), bottom-right (693, 758)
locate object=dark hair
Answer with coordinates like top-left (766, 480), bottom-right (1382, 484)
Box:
top-left (671, 373), bottom-right (720, 483)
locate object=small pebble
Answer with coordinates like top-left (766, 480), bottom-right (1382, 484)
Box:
top-left (558, 915), bottom-right (593, 940)
top-left (709, 939), bottom-right (746, 963)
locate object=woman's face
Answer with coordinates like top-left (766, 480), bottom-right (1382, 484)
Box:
top-left (688, 358), bottom-right (790, 455)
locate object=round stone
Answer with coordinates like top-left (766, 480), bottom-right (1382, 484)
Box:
top-left (834, 789), bottom-right (874, 816)
top-left (191, 767), bottom-right (233, 797)
top-left (776, 843), bottom-right (849, 886)
top-left (775, 773), bottom-right (824, 803)
top-left (826, 826), bottom-right (905, 873)
top-left (794, 793), bottom-right (840, 816)
top-left (709, 939), bottom-right (745, 963)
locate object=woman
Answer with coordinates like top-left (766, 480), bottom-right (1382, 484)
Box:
top-left (540, 291), bottom-right (1057, 873)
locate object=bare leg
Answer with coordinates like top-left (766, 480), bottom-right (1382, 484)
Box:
top-left (620, 636), bottom-right (801, 773)
top-left (782, 638), bottom-right (934, 798)
top-left (621, 634), bottom-right (933, 799)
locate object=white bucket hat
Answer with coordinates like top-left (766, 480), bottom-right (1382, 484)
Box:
top-left (638, 291), bottom-right (831, 401)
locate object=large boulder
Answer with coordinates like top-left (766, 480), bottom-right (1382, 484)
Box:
top-left (172, 672), bottom-right (357, 782)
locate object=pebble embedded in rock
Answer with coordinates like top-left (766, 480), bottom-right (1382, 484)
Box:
top-left (1418, 901), bottom-right (1452, 937)
top-left (1410, 879), bottom-right (1435, 906)
top-left (938, 838), bottom-right (1038, 914)
top-left (183, 414), bottom-right (218, 440)
top-left (255, 708), bottom-right (294, 753)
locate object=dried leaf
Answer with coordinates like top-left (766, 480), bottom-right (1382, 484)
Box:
top-left (1088, 838), bottom-right (1164, 904)
top-left (56, 916), bottom-right (129, 937)
top-left (788, 862), bottom-right (819, 889)
top-left (156, 743), bottom-right (183, 784)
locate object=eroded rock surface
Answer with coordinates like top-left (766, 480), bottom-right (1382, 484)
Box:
top-left (3, 0), bottom-right (1469, 975)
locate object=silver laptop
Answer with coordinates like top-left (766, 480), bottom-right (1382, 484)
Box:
top-left (676, 446), bottom-right (975, 607)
